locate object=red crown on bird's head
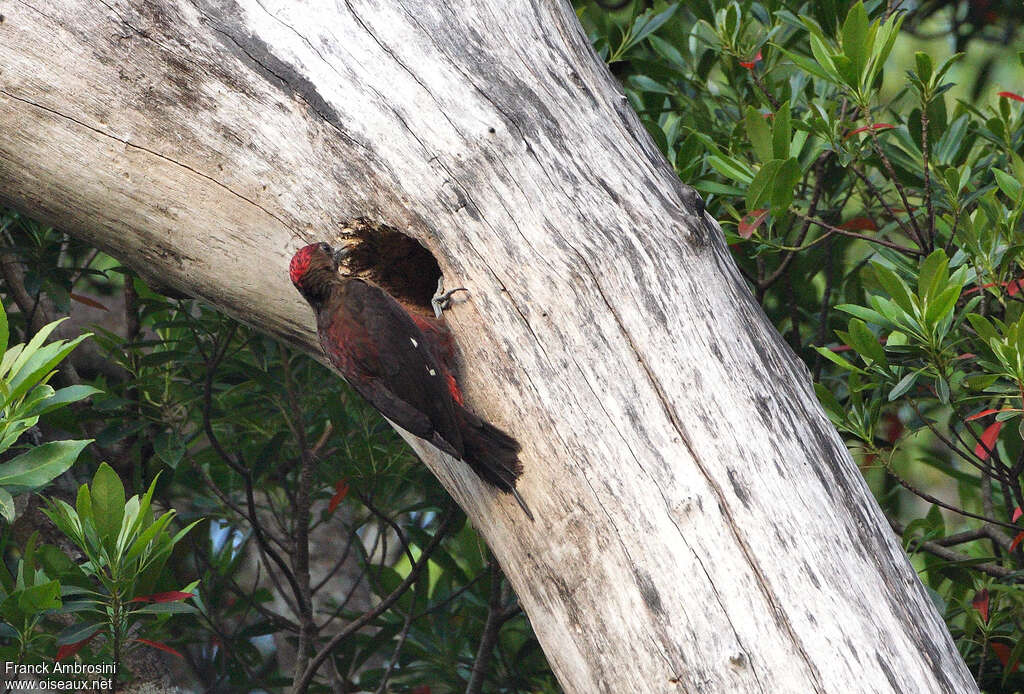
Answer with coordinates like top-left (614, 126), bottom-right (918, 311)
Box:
top-left (289, 243), bottom-right (325, 286)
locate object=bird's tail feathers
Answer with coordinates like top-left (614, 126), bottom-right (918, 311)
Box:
top-left (456, 407), bottom-right (533, 520)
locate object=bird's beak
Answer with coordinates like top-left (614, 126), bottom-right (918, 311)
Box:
top-left (332, 246), bottom-right (350, 266)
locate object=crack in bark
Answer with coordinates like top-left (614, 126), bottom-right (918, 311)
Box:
top-left (344, 0), bottom-right (466, 139)
top-left (94, 0), bottom-right (148, 38)
top-left (580, 262), bottom-right (827, 692)
top-left (0, 88), bottom-right (295, 233)
top-left (568, 353), bottom-right (765, 692)
top-left (195, 0), bottom-right (386, 179)
top-left (11, 0), bottom-right (62, 24)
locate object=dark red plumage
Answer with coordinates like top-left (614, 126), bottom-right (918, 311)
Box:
top-left (289, 242), bottom-right (529, 517)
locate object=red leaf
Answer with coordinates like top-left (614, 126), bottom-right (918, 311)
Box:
top-left (738, 209), bottom-right (768, 239)
top-left (69, 293), bottom-right (109, 311)
top-left (1011, 531), bottom-right (1024, 552)
top-left (997, 91), bottom-right (1024, 103)
top-left (992, 643), bottom-right (1021, 673)
top-left (739, 50), bottom-right (762, 69)
top-left (411, 687), bottom-right (432, 694)
top-left (136, 638), bottom-right (183, 659)
top-left (56, 632), bottom-right (99, 662)
top-left (839, 216), bottom-right (878, 231)
top-left (328, 479), bottom-right (350, 514)
top-left (845, 123), bottom-right (895, 139)
top-left (880, 412), bottom-right (904, 444)
top-left (974, 421), bottom-right (1003, 460)
top-left (1008, 278), bottom-right (1024, 296)
top-left (964, 282), bottom-right (999, 296)
top-left (972, 589), bottom-right (990, 623)
top-left (130, 591), bottom-right (194, 603)
top-left (966, 408), bottom-right (1007, 421)
top-left (1012, 507), bottom-right (1022, 523)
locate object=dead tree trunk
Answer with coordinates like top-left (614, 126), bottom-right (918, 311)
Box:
top-left (0, 1), bottom-right (977, 691)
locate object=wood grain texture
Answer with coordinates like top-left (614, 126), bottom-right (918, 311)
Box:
top-left (0, 1), bottom-right (977, 691)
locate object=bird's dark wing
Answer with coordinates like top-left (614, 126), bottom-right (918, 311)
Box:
top-left (318, 279), bottom-right (464, 457)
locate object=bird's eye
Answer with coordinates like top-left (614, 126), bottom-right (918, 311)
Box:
top-left (319, 242), bottom-right (331, 253)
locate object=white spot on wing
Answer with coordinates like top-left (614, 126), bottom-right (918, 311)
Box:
top-left (410, 337), bottom-right (418, 347)
top-left (428, 368), bottom-right (437, 376)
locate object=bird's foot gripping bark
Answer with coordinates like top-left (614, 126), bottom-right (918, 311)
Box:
top-left (431, 276), bottom-right (468, 318)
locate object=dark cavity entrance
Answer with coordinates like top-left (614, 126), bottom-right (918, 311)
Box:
top-left (336, 219), bottom-right (442, 316)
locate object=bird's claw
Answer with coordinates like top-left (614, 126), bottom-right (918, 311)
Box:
top-left (431, 276), bottom-right (468, 319)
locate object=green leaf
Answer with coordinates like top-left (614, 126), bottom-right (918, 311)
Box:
top-left (91, 463), bottom-right (125, 546)
top-left (708, 155), bottom-right (754, 184)
top-left (0, 440), bottom-right (91, 492)
top-left (7, 334), bottom-right (91, 407)
top-left (836, 304), bottom-right (891, 327)
top-left (871, 13), bottom-right (904, 81)
top-left (808, 32), bottom-right (840, 83)
top-left (169, 519), bottom-right (202, 547)
top-left (967, 314), bottom-right (999, 342)
top-left (745, 107), bottom-right (773, 163)
top-left (771, 158), bottom-right (801, 215)
top-left (0, 302), bottom-right (7, 365)
top-left (914, 52), bottom-right (933, 83)
top-left (4, 318), bottom-right (68, 385)
top-left (814, 383), bottom-right (844, 422)
top-left (746, 159), bottom-right (782, 210)
top-left (772, 101), bottom-right (792, 160)
top-left (17, 580), bottom-right (61, 613)
top-left (153, 431), bottom-right (186, 469)
top-left (847, 319), bottom-right (887, 366)
top-left (25, 385), bottom-right (101, 418)
top-left (993, 169), bottom-right (1022, 200)
top-left (131, 602), bottom-right (197, 615)
top-left (775, 47), bottom-right (835, 82)
top-left (889, 371), bottom-right (920, 400)
top-left (125, 513), bottom-right (175, 563)
top-left (813, 346), bottom-right (869, 374)
top-left (841, 1), bottom-right (869, 75)
top-left (0, 489), bottom-right (14, 524)
top-left (871, 265), bottom-right (915, 313)
top-left (630, 4), bottom-right (678, 49)
top-left (56, 622), bottom-right (102, 646)
top-left (925, 284), bottom-right (962, 325)
top-left (832, 55), bottom-right (859, 90)
top-left (918, 249), bottom-right (949, 301)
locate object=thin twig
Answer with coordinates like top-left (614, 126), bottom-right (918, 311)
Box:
top-left (760, 155), bottom-right (829, 290)
top-left (884, 462), bottom-right (1021, 531)
top-left (283, 355), bottom-right (317, 687)
top-left (357, 492), bottom-right (416, 567)
top-left (795, 212), bottom-right (923, 255)
top-left (849, 164), bottom-right (919, 245)
top-left (201, 327), bottom-right (307, 611)
top-left (465, 561), bottom-right (505, 694)
top-left (863, 107), bottom-right (926, 246)
top-left (373, 582), bottom-right (420, 694)
top-left (919, 105), bottom-right (935, 251)
top-left (293, 508), bottom-right (456, 693)
top-left (888, 517), bottom-right (1017, 579)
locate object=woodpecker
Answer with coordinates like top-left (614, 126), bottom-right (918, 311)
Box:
top-left (289, 240), bottom-right (532, 519)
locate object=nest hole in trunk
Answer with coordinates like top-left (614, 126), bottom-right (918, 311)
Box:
top-left (334, 218), bottom-right (443, 317)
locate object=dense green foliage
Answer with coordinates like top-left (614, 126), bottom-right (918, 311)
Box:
top-left (0, 0), bottom-right (1023, 691)
top-left (576, 0), bottom-right (1024, 688)
top-left (0, 214), bottom-right (555, 691)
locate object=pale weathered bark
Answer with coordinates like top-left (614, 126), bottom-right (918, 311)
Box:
top-left (0, 1), bottom-right (978, 692)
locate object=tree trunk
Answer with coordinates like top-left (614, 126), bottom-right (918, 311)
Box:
top-left (0, 1), bottom-right (978, 691)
